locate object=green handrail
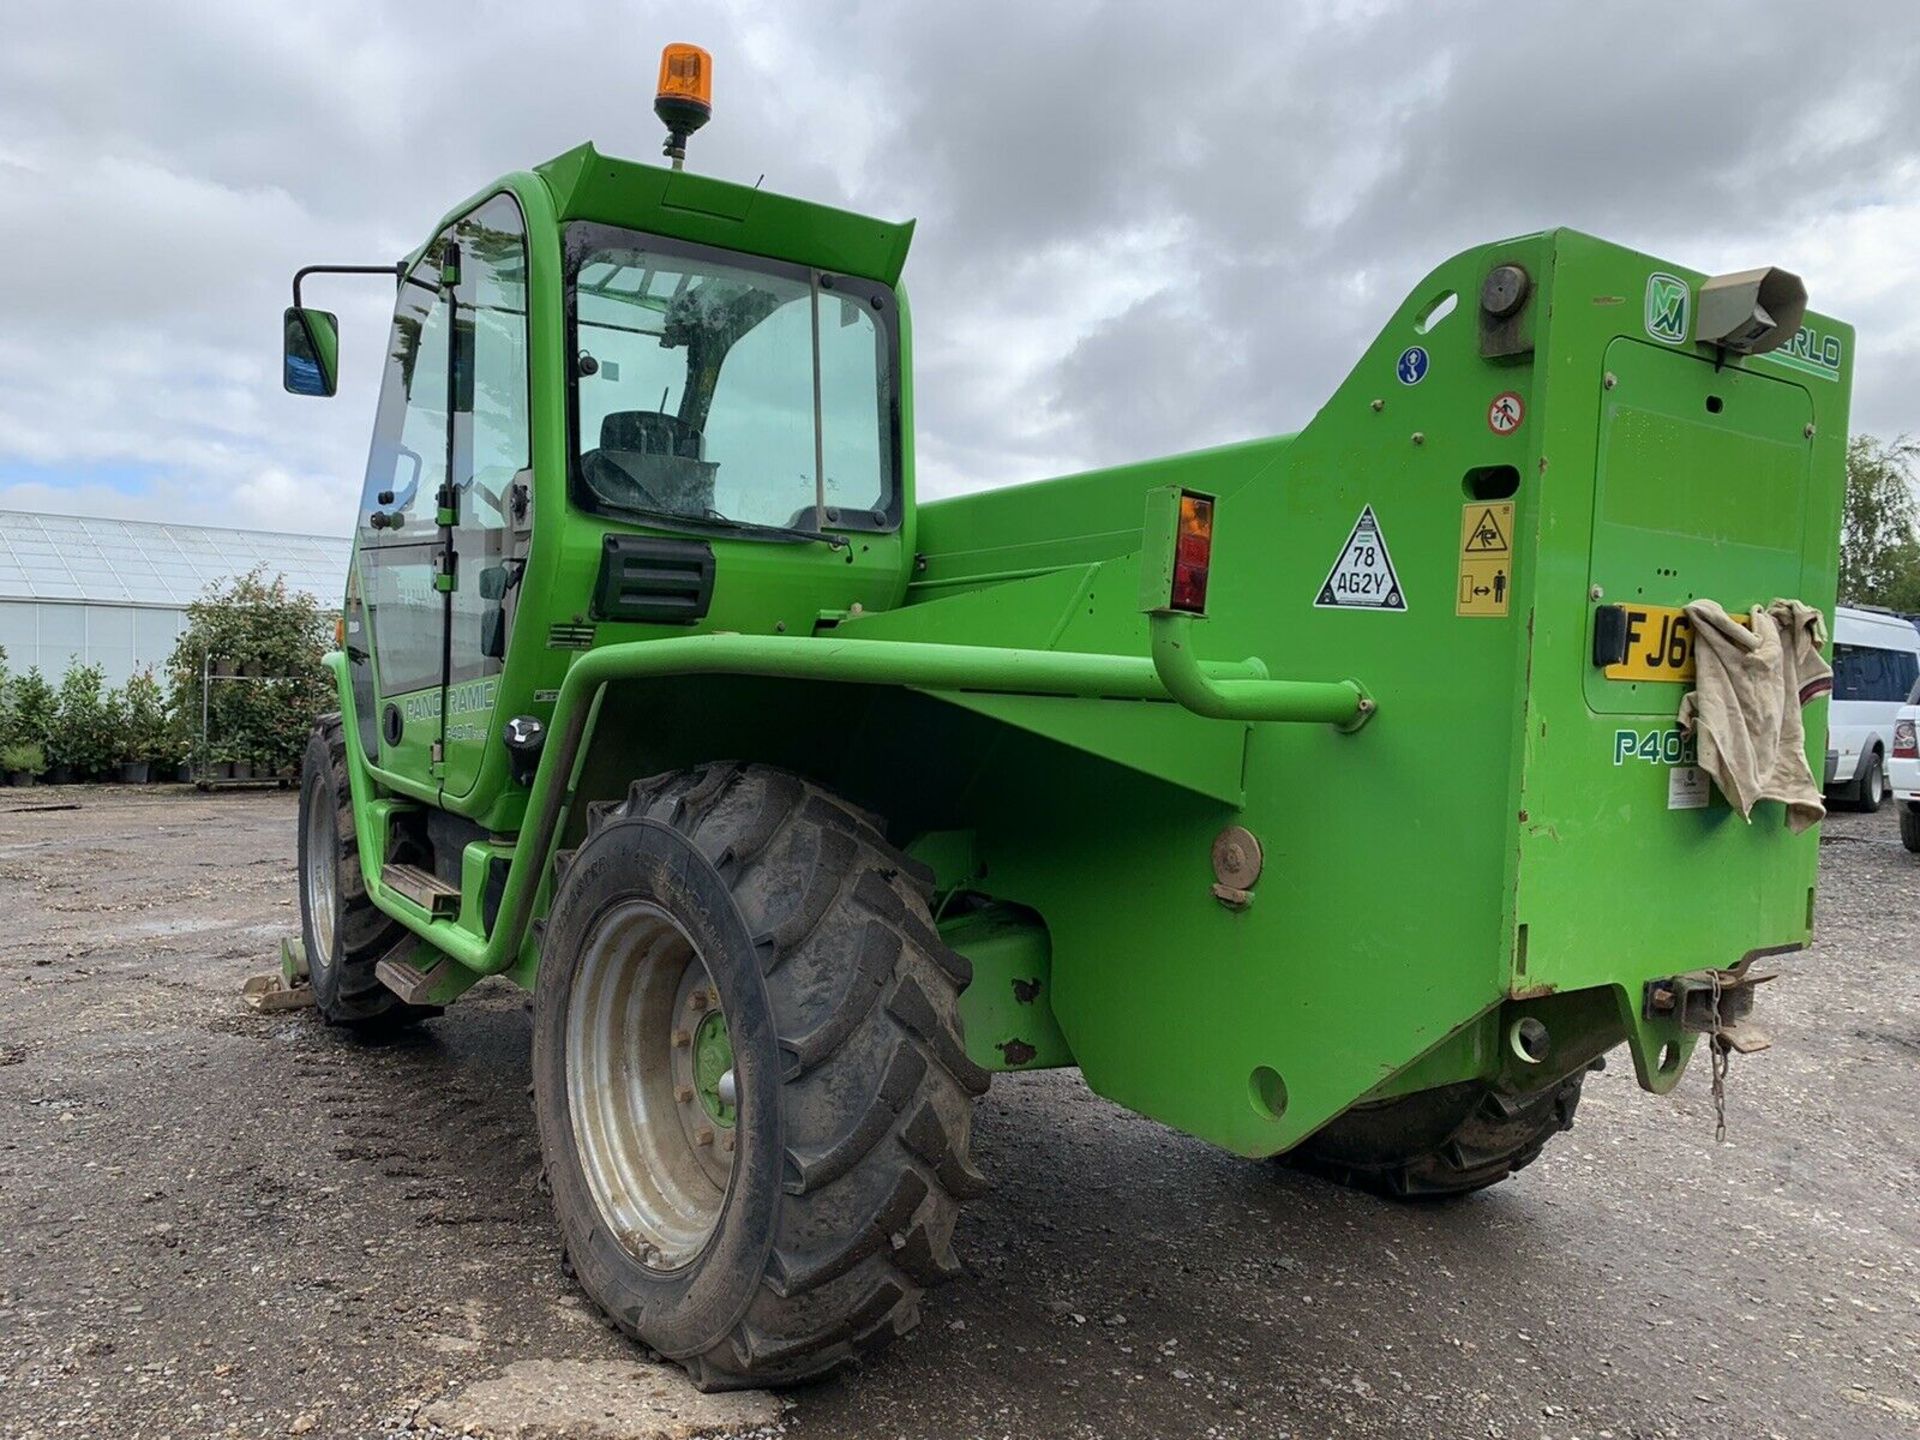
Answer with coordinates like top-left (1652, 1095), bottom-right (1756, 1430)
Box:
top-left (331, 626), bottom-right (1372, 977)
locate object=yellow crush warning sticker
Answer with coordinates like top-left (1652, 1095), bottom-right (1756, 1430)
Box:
top-left (1457, 502), bottom-right (1513, 617)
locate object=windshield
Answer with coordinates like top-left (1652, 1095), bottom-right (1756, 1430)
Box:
top-left (567, 225), bottom-right (898, 534)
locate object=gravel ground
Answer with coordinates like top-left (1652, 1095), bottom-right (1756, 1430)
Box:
top-left (0, 785), bottom-right (1915, 1440)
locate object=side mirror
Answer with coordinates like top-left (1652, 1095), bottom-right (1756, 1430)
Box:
top-left (283, 306), bottom-right (339, 396)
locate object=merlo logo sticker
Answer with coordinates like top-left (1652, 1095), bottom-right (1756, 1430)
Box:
top-left (1644, 272), bottom-right (1689, 344)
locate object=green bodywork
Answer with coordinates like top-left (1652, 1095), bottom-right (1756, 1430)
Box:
top-left (318, 141), bottom-right (1850, 1157)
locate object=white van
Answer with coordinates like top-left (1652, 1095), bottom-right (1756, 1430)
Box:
top-left (1826, 605), bottom-right (1920, 811)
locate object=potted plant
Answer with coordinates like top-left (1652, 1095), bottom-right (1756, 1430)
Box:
top-left (2, 740), bottom-right (45, 787)
top-left (49, 663), bottom-right (111, 783)
top-left (99, 685), bottom-right (143, 784)
top-left (120, 669), bottom-right (170, 783)
top-left (10, 666), bottom-right (55, 780)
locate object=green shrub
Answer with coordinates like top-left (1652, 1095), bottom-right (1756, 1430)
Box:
top-left (122, 668), bottom-right (179, 770)
top-left (1, 739), bottom-right (46, 776)
top-left (12, 667), bottom-right (56, 752)
top-left (101, 684), bottom-right (131, 764)
top-left (49, 663), bottom-right (114, 776)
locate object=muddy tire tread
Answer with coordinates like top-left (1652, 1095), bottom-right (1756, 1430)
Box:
top-left (558, 761), bottom-right (984, 1390)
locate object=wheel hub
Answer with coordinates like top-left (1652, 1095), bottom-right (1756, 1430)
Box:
top-left (692, 1010), bottom-right (736, 1127)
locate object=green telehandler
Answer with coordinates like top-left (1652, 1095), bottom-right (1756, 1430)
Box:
top-left (282, 43), bottom-right (1851, 1389)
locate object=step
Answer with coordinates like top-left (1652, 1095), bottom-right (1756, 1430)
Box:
top-left (384, 862), bottom-right (462, 918)
top-left (374, 940), bottom-right (458, 1005)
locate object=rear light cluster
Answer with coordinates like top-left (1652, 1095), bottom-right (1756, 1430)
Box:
top-left (1170, 491), bottom-right (1214, 614)
top-left (1894, 720), bottom-right (1917, 759)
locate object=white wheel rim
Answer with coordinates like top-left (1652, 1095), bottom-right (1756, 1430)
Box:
top-left (303, 781), bottom-right (339, 963)
top-left (565, 899), bottom-right (735, 1272)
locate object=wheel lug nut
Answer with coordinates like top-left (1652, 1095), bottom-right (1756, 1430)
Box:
top-left (689, 991), bottom-right (709, 1012)
top-left (695, 1127), bottom-right (714, 1147)
top-left (675, 1084), bottom-right (694, 1103)
top-left (671, 1029), bottom-right (691, 1048)
top-left (719, 1132), bottom-right (735, 1153)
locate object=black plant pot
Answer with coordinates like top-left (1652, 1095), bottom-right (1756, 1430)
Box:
top-left (9, 772), bottom-right (35, 788)
top-left (232, 761), bottom-right (254, 781)
top-left (45, 764), bottom-right (73, 785)
top-left (119, 761), bottom-right (152, 784)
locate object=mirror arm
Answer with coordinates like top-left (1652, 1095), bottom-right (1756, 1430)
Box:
top-left (291, 262), bottom-right (405, 309)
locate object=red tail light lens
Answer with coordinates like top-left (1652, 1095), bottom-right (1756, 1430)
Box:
top-left (1895, 719), bottom-right (1916, 759)
top-left (1170, 491), bottom-right (1213, 614)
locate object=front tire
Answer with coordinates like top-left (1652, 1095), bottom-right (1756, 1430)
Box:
top-left (296, 718), bottom-right (435, 1030)
top-left (532, 763), bottom-right (988, 1390)
top-left (1285, 1073), bottom-right (1584, 1199)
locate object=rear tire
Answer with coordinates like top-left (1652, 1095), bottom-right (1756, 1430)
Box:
top-left (296, 717), bottom-right (436, 1031)
top-left (1901, 802), bottom-right (1920, 853)
top-left (532, 762), bottom-right (988, 1390)
top-left (1285, 1072), bottom-right (1584, 1199)
top-left (1857, 750), bottom-right (1885, 813)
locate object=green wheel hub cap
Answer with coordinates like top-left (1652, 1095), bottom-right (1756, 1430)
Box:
top-left (693, 1010), bottom-right (736, 1127)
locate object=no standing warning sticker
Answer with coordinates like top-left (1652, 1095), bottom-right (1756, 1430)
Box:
top-left (1486, 391), bottom-right (1524, 434)
top-left (1457, 501), bottom-right (1513, 617)
top-left (1315, 505), bottom-right (1406, 611)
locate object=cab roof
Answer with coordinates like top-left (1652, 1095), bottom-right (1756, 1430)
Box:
top-left (535, 143), bottom-right (914, 287)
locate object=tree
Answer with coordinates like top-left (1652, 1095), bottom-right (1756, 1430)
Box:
top-left (1839, 434), bottom-right (1920, 607)
top-left (166, 568), bottom-right (334, 777)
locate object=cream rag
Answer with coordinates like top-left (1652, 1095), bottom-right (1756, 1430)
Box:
top-left (1677, 599), bottom-right (1832, 832)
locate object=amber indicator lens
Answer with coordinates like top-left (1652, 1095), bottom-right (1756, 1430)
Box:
top-left (1171, 491), bottom-right (1214, 614)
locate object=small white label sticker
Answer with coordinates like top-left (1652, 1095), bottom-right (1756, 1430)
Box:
top-left (1315, 505), bottom-right (1406, 611)
top-left (1668, 765), bottom-right (1710, 810)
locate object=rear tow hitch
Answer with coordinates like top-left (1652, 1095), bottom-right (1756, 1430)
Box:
top-left (1643, 964), bottom-right (1777, 1054)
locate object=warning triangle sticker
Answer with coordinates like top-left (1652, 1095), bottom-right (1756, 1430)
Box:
top-left (1314, 505), bottom-right (1406, 611)
top-left (1463, 506), bottom-right (1510, 554)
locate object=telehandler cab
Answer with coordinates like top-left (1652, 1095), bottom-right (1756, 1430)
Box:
top-left (284, 43), bottom-right (1850, 1389)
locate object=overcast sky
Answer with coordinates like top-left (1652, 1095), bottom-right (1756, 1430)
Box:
top-left (1, 1), bottom-right (1914, 536)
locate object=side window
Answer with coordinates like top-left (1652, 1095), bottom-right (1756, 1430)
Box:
top-left (1895, 650), bottom-right (1919, 702)
top-left (361, 249), bottom-right (452, 530)
top-left (449, 195), bottom-right (530, 685)
top-left (817, 294), bottom-right (887, 518)
top-left (1832, 643), bottom-right (1913, 703)
top-left (697, 289), bottom-right (889, 526)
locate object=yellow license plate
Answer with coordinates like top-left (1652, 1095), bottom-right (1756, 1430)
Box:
top-left (1604, 603), bottom-right (1748, 682)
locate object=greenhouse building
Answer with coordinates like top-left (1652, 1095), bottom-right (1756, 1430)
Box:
top-left (0, 510), bottom-right (351, 686)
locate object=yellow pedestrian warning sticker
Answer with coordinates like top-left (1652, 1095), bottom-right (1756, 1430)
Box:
top-left (1457, 501), bottom-right (1513, 617)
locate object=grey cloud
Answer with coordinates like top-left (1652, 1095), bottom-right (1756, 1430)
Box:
top-left (0, 0), bottom-right (1914, 528)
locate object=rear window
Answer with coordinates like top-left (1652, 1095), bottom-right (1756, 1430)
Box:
top-left (1832, 643), bottom-right (1919, 703)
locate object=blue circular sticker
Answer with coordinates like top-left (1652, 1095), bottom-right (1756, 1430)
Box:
top-left (1396, 345), bottom-right (1429, 385)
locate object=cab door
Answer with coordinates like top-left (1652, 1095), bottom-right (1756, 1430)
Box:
top-left (347, 236), bottom-right (456, 779)
top-left (441, 194), bottom-right (532, 798)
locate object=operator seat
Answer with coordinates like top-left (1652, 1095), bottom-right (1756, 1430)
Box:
top-left (581, 409), bottom-right (718, 516)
